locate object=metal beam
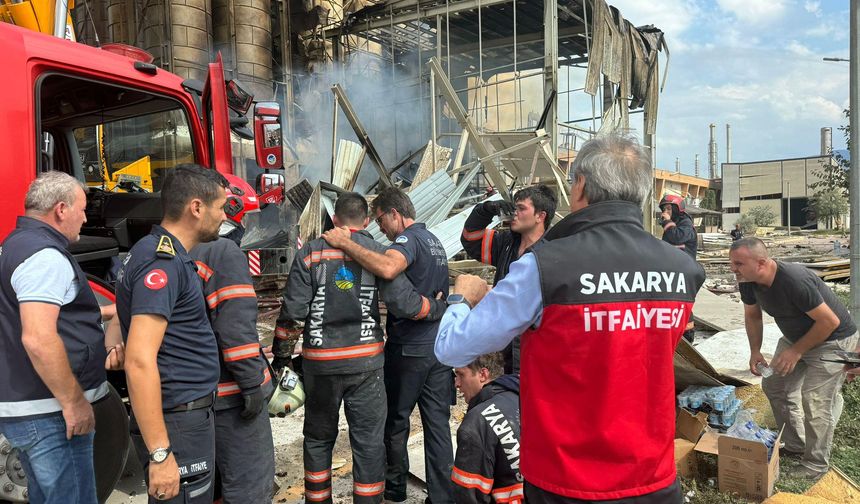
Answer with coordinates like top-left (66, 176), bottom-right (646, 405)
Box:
top-left (544, 0), bottom-right (559, 158)
top-left (343, 0), bottom-right (512, 34)
top-left (428, 57), bottom-right (511, 199)
top-left (851, 0), bottom-right (860, 317)
top-left (331, 84), bottom-right (394, 188)
top-left (451, 24), bottom-right (585, 55)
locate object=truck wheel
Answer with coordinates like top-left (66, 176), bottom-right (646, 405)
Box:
top-left (0, 436), bottom-right (27, 502)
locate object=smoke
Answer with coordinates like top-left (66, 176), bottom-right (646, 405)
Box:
top-left (290, 50), bottom-right (430, 192)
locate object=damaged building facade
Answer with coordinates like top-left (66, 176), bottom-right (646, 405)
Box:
top-left (69, 0), bottom-right (668, 256)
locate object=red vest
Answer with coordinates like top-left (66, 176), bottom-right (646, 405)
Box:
top-left (519, 201), bottom-right (704, 500)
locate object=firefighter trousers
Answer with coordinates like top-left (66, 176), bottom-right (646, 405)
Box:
top-left (524, 479), bottom-right (682, 504)
top-left (303, 368), bottom-right (386, 504)
top-left (214, 403), bottom-right (275, 503)
top-left (130, 406), bottom-right (215, 504)
top-left (384, 342), bottom-right (455, 504)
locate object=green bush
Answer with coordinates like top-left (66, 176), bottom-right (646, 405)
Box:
top-left (735, 214), bottom-right (756, 234)
top-left (746, 205), bottom-right (777, 227)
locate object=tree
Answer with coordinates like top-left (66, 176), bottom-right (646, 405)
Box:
top-left (699, 189), bottom-right (718, 211)
top-left (807, 187), bottom-right (849, 230)
top-left (747, 205), bottom-right (776, 227)
top-left (736, 214), bottom-right (757, 234)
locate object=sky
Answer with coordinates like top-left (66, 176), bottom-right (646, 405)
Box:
top-left (603, 0), bottom-right (850, 175)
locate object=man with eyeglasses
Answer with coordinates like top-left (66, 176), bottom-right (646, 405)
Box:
top-left (323, 187), bottom-right (453, 504)
top-left (460, 185), bottom-right (557, 375)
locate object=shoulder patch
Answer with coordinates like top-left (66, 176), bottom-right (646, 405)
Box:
top-left (144, 269), bottom-right (168, 290)
top-left (395, 235), bottom-right (409, 244)
top-left (156, 235), bottom-right (176, 258)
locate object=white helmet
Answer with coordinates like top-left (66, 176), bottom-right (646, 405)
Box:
top-left (268, 368), bottom-right (305, 417)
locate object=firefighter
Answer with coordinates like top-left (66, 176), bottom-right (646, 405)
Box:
top-left (322, 187), bottom-right (453, 504)
top-left (117, 164), bottom-right (227, 503)
top-left (451, 354), bottom-right (523, 504)
top-left (436, 136), bottom-right (705, 503)
top-left (190, 174), bottom-right (275, 503)
top-left (660, 194), bottom-right (698, 343)
top-left (277, 192), bottom-right (447, 504)
top-left (659, 194), bottom-right (697, 260)
top-left (460, 185), bottom-right (556, 375)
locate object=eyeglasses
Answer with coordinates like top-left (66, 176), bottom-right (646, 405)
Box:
top-left (375, 210), bottom-right (392, 226)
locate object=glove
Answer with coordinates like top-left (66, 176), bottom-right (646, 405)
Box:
top-left (483, 200), bottom-right (516, 217)
top-left (271, 356), bottom-right (291, 377)
top-left (240, 387), bottom-right (265, 420)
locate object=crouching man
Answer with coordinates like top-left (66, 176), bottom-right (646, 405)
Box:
top-left (452, 354), bottom-right (523, 504)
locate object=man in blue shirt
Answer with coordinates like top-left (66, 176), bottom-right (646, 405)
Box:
top-left (323, 187), bottom-right (453, 504)
top-left (117, 164), bottom-right (227, 503)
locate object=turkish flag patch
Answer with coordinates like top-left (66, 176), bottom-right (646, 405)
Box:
top-left (144, 269), bottom-right (168, 290)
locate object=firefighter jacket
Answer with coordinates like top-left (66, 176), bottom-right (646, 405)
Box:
top-left (191, 238), bottom-right (273, 411)
top-left (520, 201), bottom-right (705, 500)
top-left (460, 202), bottom-right (544, 285)
top-left (452, 375), bottom-right (523, 504)
top-left (276, 230), bottom-right (448, 375)
top-left (661, 213), bottom-right (697, 260)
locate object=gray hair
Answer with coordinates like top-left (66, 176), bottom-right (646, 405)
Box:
top-left (25, 171), bottom-right (87, 213)
top-left (571, 135), bottom-right (652, 206)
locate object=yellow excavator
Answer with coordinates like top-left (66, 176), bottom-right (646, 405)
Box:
top-left (0, 0), bottom-right (76, 40)
top-left (2, 0), bottom-right (159, 192)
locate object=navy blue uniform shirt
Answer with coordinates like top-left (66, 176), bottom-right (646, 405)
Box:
top-left (386, 223), bottom-right (449, 344)
top-left (116, 225), bottom-right (219, 409)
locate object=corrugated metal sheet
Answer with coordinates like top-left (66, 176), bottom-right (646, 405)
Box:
top-left (332, 139), bottom-right (363, 189)
top-left (366, 168), bottom-right (457, 242)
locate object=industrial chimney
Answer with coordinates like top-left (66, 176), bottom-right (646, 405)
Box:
top-left (726, 124), bottom-right (732, 163)
top-left (675, 157), bottom-right (680, 173)
top-left (821, 127), bottom-right (833, 155)
top-left (694, 154), bottom-right (700, 178)
top-left (708, 123), bottom-right (718, 179)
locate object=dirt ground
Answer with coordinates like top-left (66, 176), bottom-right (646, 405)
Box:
top-left (258, 310), bottom-right (470, 503)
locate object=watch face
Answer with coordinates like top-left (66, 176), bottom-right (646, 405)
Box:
top-left (152, 449), bottom-right (168, 463)
top-left (447, 294), bottom-right (465, 304)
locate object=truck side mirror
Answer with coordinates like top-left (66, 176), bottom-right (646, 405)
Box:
top-left (256, 172), bottom-right (285, 208)
top-left (254, 102), bottom-right (283, 169)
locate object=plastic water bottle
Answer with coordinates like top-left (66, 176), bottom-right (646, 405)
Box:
top-left (756, 362), bottom-right (774, 378)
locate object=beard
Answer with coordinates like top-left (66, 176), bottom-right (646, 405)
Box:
top-left (198, 224), bottom-right (221, 243)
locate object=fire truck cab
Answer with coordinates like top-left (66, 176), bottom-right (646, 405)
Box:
top-left (0, 21), bottom-right (284, 502)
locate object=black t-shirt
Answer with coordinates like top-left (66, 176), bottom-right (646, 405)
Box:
top-left (740, 260), bottom-right (856, 343)
top-left (386, 223), bottom-right (449, 345)
top-left (116, 226), bottom-right (220, 409)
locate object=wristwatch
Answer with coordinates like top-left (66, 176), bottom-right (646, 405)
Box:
top-left (149, 446), bottom-right (172, 464)
top-left (446, 293), bottom-right (472, 309)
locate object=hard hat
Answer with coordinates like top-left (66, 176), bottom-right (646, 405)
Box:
top-left (223, 174), bottom-right (261, 224)
top-left (268, 368), bottom-right (305, 417)
top-left (659, 194), bottom-right (686, 215)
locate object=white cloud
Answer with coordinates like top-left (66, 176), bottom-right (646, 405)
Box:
top-left (787, 40), bottom-right (813, 56)
top-left (608, 0), bottom-right (699, 39)
top-left (716, 0), bottom-right (788, 25)
top-left (804, 1), bottom-right (822, 16)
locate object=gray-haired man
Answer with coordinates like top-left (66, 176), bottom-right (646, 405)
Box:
top-left (0, 171), bottom-right (118, 503)
top-left (436, 135), bottom-right (705, 503)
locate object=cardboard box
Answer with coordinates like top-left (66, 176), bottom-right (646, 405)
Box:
top-left (715, 428), bottom-right (783, 501)
top-left (676, 408), bottom-right (708, 442)
top-left (674, 439), bottom-right (698, 478)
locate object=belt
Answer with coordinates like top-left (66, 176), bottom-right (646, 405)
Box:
top-left (164, 393), bottom-right (214, 413)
